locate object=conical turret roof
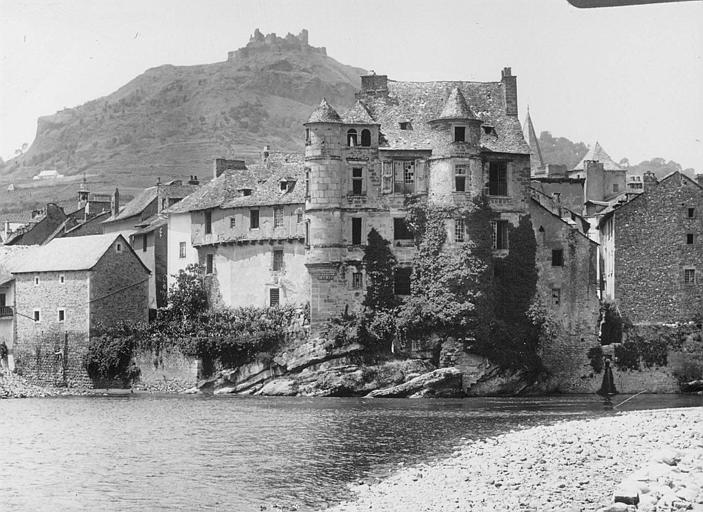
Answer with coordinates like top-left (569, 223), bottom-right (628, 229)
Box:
top-left (434, 87), bottom-right (477, 121)
top-left (523, 110), bottom-right (545, 169)
top-left (342, 100), bottom-right (376, 124)
top-left (573, 142), bottom-right (624, 171)
top-left (306, 98), bottom-right (342, 124)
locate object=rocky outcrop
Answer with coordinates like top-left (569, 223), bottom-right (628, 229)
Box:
top-left (365, 367), bottom-right (464, 398)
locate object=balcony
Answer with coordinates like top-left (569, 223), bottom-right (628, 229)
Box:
top-left (0, 306), bottom-right (13, 318)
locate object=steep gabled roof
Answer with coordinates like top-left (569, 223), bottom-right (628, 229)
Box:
top-left (104, 186), bottom-right (157, 223)
top-left (306, 98), bottom-right (342, 124)
top-left (573, 142), bottom-right (624, 171)
top-left (342, 100), bottom-right (376, 124)
top-left (359, 80), bottom-right (529, 153)
top-left (221, 158), bottom-right (305, 209)
top-left (10, 233), bottom-right (143, 273)
top-left (0, 246), bottom-right (32, 284)
top-left (167, 169), bottom-right (258, 214)
top-left (435, 87), bottom-right (477, 121)
top-left (523, 110), bottom-right (545, 168)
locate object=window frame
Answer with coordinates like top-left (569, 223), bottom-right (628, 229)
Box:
top-left (393, 267), bottom-right (412, 296)
top-left (352, 272), bottom-right (363, 289)
top-left (351, 167), bottom-right (364, 196)
top-left (492, 220), bottom-right (510, 250)
top-left (347, 129), bottom-right (358, 147)
top-left (393, 217), bottom-right (413, 241)
top-left (455, 218), bottom-right (465, 243)
top-left (269, 288), bottom-right (280, 307)
top-left (204, 210), bottom-right (212, 235)
top-left (34, 275), bottom-right (40, 286)
top-left (206, 254), bottom-right (214, 275)
top-left (59, 274), bottom-right (65, 284)
top-left (249, 209), bottom-right (260, 230)
top-left (454, 126), bottom-right (466, 143)
top-left (273, 206), bottom-right (284, 229)
top-left (33, 309), bottom-right (41, 323)
top-left (230, 216), bottom-right (236, 229)
top-left (552, 248), bottom-right (564, 267)
top-left (551, 288), bottom-right (561, 307)
top-left (686, 233), bottom-right (695, 245)
top-left (684, 268), bottom-right (696, 285)
top-left (179, 242), bottom-right (187, 259)
top-left (360, 129), bottom-right (372, 147)
top-left (142, 233), bottom-right (148, 252)
top-left (272, 249), bottom-right (284, 272)
top-left (351, 217), bottom-right (362, 246)
top-left (57, 308), bottom-right (65, 323)
top-left (455, 165), bottom-right (468, 192)
top-left (488, 161), bottom-right (508, 197)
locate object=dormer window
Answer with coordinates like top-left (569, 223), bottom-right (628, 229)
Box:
top-left (240, 188), bottom-right (252, 197)
top-left (482, 125), bottom-right (496, 136)
top-left (280, 181), bottom-right (288, 192)
top-left (399, 121), bottom-right (412, 130)
top-left (454, 126), bottom-right (466, 142)
top-left (347, 129), bottom-right (358, 147)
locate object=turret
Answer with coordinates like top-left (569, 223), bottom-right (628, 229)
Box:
top-left (429, 87), bottom-right (482, 151)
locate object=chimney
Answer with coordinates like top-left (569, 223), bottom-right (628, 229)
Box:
top-left (360, 74), bottom-right (388, 95)
top-left (643, 171), bottom-right (658, 193)
top-left (262, 145), bottom-right (270, 164)
top-left (696, 173), bottom-right (703, 188)
top-left (188, 175), bottom-right (200, 186)
top-left (213, 158), bottom-right (246, 178)
top-left (111, 187), bottom-right (120, 217)
top-left (501, 67), bottom-right (518, 116)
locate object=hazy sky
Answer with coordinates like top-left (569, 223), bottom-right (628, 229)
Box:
top-left (1, 0), bottom-right (701, 169)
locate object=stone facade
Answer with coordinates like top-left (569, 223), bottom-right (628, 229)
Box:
top-left (600, 172), bottom-right (703, 323)
top-left (12, 235), bottom-right (149, 386)
top-left (305, 70), bottom-right (532, 326)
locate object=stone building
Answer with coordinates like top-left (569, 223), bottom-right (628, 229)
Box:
top-left (9, 233), bottom-right (149, 385)
top-left (168, 153), bottom-right (307, 308)
top-left (304, 69), bottom-right (533, 324)
top-left (103, 178), bottom-right (199, 310)
top-left (599, 171), bottom-right (703, 323)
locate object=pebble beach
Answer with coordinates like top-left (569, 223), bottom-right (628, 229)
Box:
top-left (325, 406), bottom-right (703, 512)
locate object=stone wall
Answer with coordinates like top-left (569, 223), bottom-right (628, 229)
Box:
top-left (612, 173), bottom-right (703, 323)
top-left (134, 348), bottom-right (201, 392)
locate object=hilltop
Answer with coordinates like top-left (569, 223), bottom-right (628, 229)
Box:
top-left (0, 29), bottom-right (364, 207)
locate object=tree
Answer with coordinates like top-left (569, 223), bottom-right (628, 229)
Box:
top-left (168, 263), bottom-right (208, 320)
top-left (362, 228), bottom-right (397, 311)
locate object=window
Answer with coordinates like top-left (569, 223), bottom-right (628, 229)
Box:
top-left (274, 207), bottom-right (284, 228)
top-left (552, 249), bottom-right (564, 267)
top-left (551, 288), bottom-right (561, 306)
top-left (179, 242), bottom-right (186, 258)
top-left (269, 288), bottom-right (280, 307)
top-left (613, 183), bottom-right (620, 193)
top-left (352, 272), bottom-right (363, 289)
top-left (351, 217), bottom-right (362, 245)
top-left (347, 129), bottom-right (358, 147)
top-left (116, 243), bottom-right (123, 253)
top-left (34, 276), bottom-right (39, 286)
top-left (33, 309), bottom-right (40, 323)
top-left (399, 121), bottom-right (412, 130)
top-left (394, 268), bottom-right (412, 296)
top-left (230, 217), bottom-right (236, 229)
top-left (381, 162), bottom-right (393, 194)
top-left (142, 234), bottom-right (148, 252)
top-left (688, 208), bottom-right (696, 218)
top-left (394, 161), bottom-right (415, 194)
top-left (206, 254), bottom-right (214, 275)
top-left (297, 211), bottom-right (303, 224)
top-left (273, 249), bottom-right (284, 271)
top-left (455, 165), bottom-right (468, 192)
top-left (351, 168), bottom-right (364, 195)
top-left (305, 221), bottom-right (310, 247)
top-left (305, 168), bottom-right (311, 199)
top-left (204, 210), bottom-right (212, 234)
top-left (58, 309), bottom-right (65, 322)
top-left (280, 181), bottom-right (288, 192)
top-left (394, 217), bottom-right (413, 241)
top-left (305, 128), bottom-right (311, 144)
top-left (492, 220), bottom-right (509, 250)
top-left (0, 293), bottom-right (5, 307)
top-left (454, 126), bottom-right (466, 142)
top-left (250, 210), bottom-right (259, 229)
top-left (361, 129), bottom-right (371, 147)
top-left (687, 234), bottom-right (694, 245)
top-left (684, 268), bottom-right (696, 284)
top-left (455, 219), bottom-right (465, 242)
top-left (242, 189), bottom-right (252, 197)
top-left (59, 275), bottom-right (65, 284)
top-left (488, 162), bottom-right (508, 196)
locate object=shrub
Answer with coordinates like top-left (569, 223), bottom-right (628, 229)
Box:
top-left (84, 333), bottom-right (140, 386)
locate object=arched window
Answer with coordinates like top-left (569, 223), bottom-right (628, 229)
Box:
top-left (360, 129), bottom-right (371, 147)
top-left (347, 129), bottom-right (357, 147)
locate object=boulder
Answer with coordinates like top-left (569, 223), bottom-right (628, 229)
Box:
top-left (651, 448), bottom-right (681, 466)
top-left (365, 367), bottom-right (463, 398)
top-left (257, 378), bottom-right (298, 396)
top-left (613, 481), bottom-right (640, 506)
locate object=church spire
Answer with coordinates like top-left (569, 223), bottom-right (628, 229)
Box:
top-left (523, 108), bottom-right (545, 172)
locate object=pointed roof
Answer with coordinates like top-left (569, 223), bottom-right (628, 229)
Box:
top-left (342, 100), bottom-right (376, 124)
top-left (306, 98), bottom-right (342, 124)
top-left (434, 87), bottom-right (477, 121)
top-left (573, 142), bottom-right (624, 171)
top-left (523, 110), bottom-right (544, 169)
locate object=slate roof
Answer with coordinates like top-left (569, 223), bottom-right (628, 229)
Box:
top-left (342, 100), bottom-right (377, 124)
top-left (133, 214), bottom-right (167, 236)
top-left (10, 233), bottom-right (139, 273)
top-left (0, 246), bottom-right (32, 285)
top-left (307, 98), bottom-right (342, 124)
top-left (104, 187), bottom-right (157, 222)
top-left (573, 142), bottom-right (624, 171)
top-left (435, 87), bottom-right (477, 121)
top-left (357, 80), bottom-right (529, 154)
top-left (170, 153), bottom-right (305, 213)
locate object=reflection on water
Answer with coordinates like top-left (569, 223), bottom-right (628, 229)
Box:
top-left (0, 394), bottom-right (700, 511)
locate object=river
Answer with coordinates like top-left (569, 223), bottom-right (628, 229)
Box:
top-left (0, 394), bottom-right (700, 511)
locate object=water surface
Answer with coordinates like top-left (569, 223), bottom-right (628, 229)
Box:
top-left (1, 394), bottom-right (700, 511)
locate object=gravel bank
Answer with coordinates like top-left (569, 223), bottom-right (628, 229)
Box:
top-left (324, 406), bottom-right (703, 512)
top-left (0, 371), bottom-right (59, 398)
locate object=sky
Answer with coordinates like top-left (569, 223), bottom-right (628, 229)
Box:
top-left (1, 0), bottom-right (702, 170)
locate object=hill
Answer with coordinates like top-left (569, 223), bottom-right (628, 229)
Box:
top-left (0, 29), bottom-right (364, 194)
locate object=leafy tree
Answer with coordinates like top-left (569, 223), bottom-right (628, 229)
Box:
top-left (168, 263), bottom-right (208, 320)
top-left (362, 228), bottom-right (397, 311)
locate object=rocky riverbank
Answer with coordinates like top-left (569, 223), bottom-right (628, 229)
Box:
top-left (0, 371), bottom-right (59, 398)
top-left (323, 406), bottom-right (703, 512)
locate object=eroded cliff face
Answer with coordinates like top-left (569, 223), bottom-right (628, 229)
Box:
top-left (2, 29), bottom-right (365, 189)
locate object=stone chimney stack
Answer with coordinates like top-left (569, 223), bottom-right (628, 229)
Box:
top-left (501, 67), bottom-right (518, 116)
top-left (111, 188), bottom-right (120, 217)
top-left (643, 171), bottom-right (658, 193)
top-left (187, 175), bottom-right (200, 186)
top-left (213, 158), bottom-right (247, 178)
top-left (360, 73), bottom-right (388, 95)
top-left (262, 145), bottom-right (271, 164)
